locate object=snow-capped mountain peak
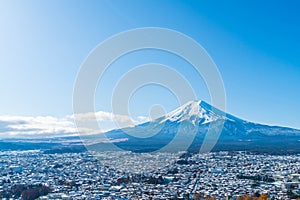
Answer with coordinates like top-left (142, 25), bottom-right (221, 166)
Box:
top-left (159, 100), bottom-right (219, 125)
top-left (103, 99), bottom-right (300, 153)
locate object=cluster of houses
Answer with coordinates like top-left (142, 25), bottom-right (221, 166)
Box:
top-left (0, 150), bottom-right (299, 199)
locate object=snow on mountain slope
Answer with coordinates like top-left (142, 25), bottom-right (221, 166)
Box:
top-left (97, 100), bottom-right (300, 153)
top-left (157, 100), bottom-right (233, 126)
top-left (105, 100), bottom-right (300, 139)
top-left (137, 100), bottom-right (300, 137)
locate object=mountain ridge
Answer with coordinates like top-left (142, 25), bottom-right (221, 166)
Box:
top-left (1, 100), bottom-right (300, 154)
top-left (115, 100), bottom-right (300, 137)
top-left (94, 100), bottom-right (300, 153)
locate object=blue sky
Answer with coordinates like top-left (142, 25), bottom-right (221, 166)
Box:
top-left (0, 0), bottom-right (300, 136)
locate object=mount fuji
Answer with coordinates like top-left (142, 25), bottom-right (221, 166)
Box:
top-left (89, 100), bottom-right (300, 154)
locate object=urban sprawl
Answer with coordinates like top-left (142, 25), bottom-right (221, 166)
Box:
top-left (0, 150), bottom-right (300, 199)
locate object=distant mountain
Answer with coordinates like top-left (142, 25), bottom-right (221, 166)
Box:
top-left (88, 100), bottom-right (300, 154)
top-left (1, 101), bottom-right (300, 154)
top-left (156, 100), bottom-right (300, 137)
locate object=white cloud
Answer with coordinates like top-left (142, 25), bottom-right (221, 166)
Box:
top-left (0, 112), bottom-right (148, 138)
top-left (0, 115), bottom-right (76, 138)
top-left (71, 111), bottom-right (149, 129)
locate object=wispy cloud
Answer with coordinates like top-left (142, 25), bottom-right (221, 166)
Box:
top-left (0, 112), bottom-right (148, 138)
top-left (71, 111), bottom-right (145, 126)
